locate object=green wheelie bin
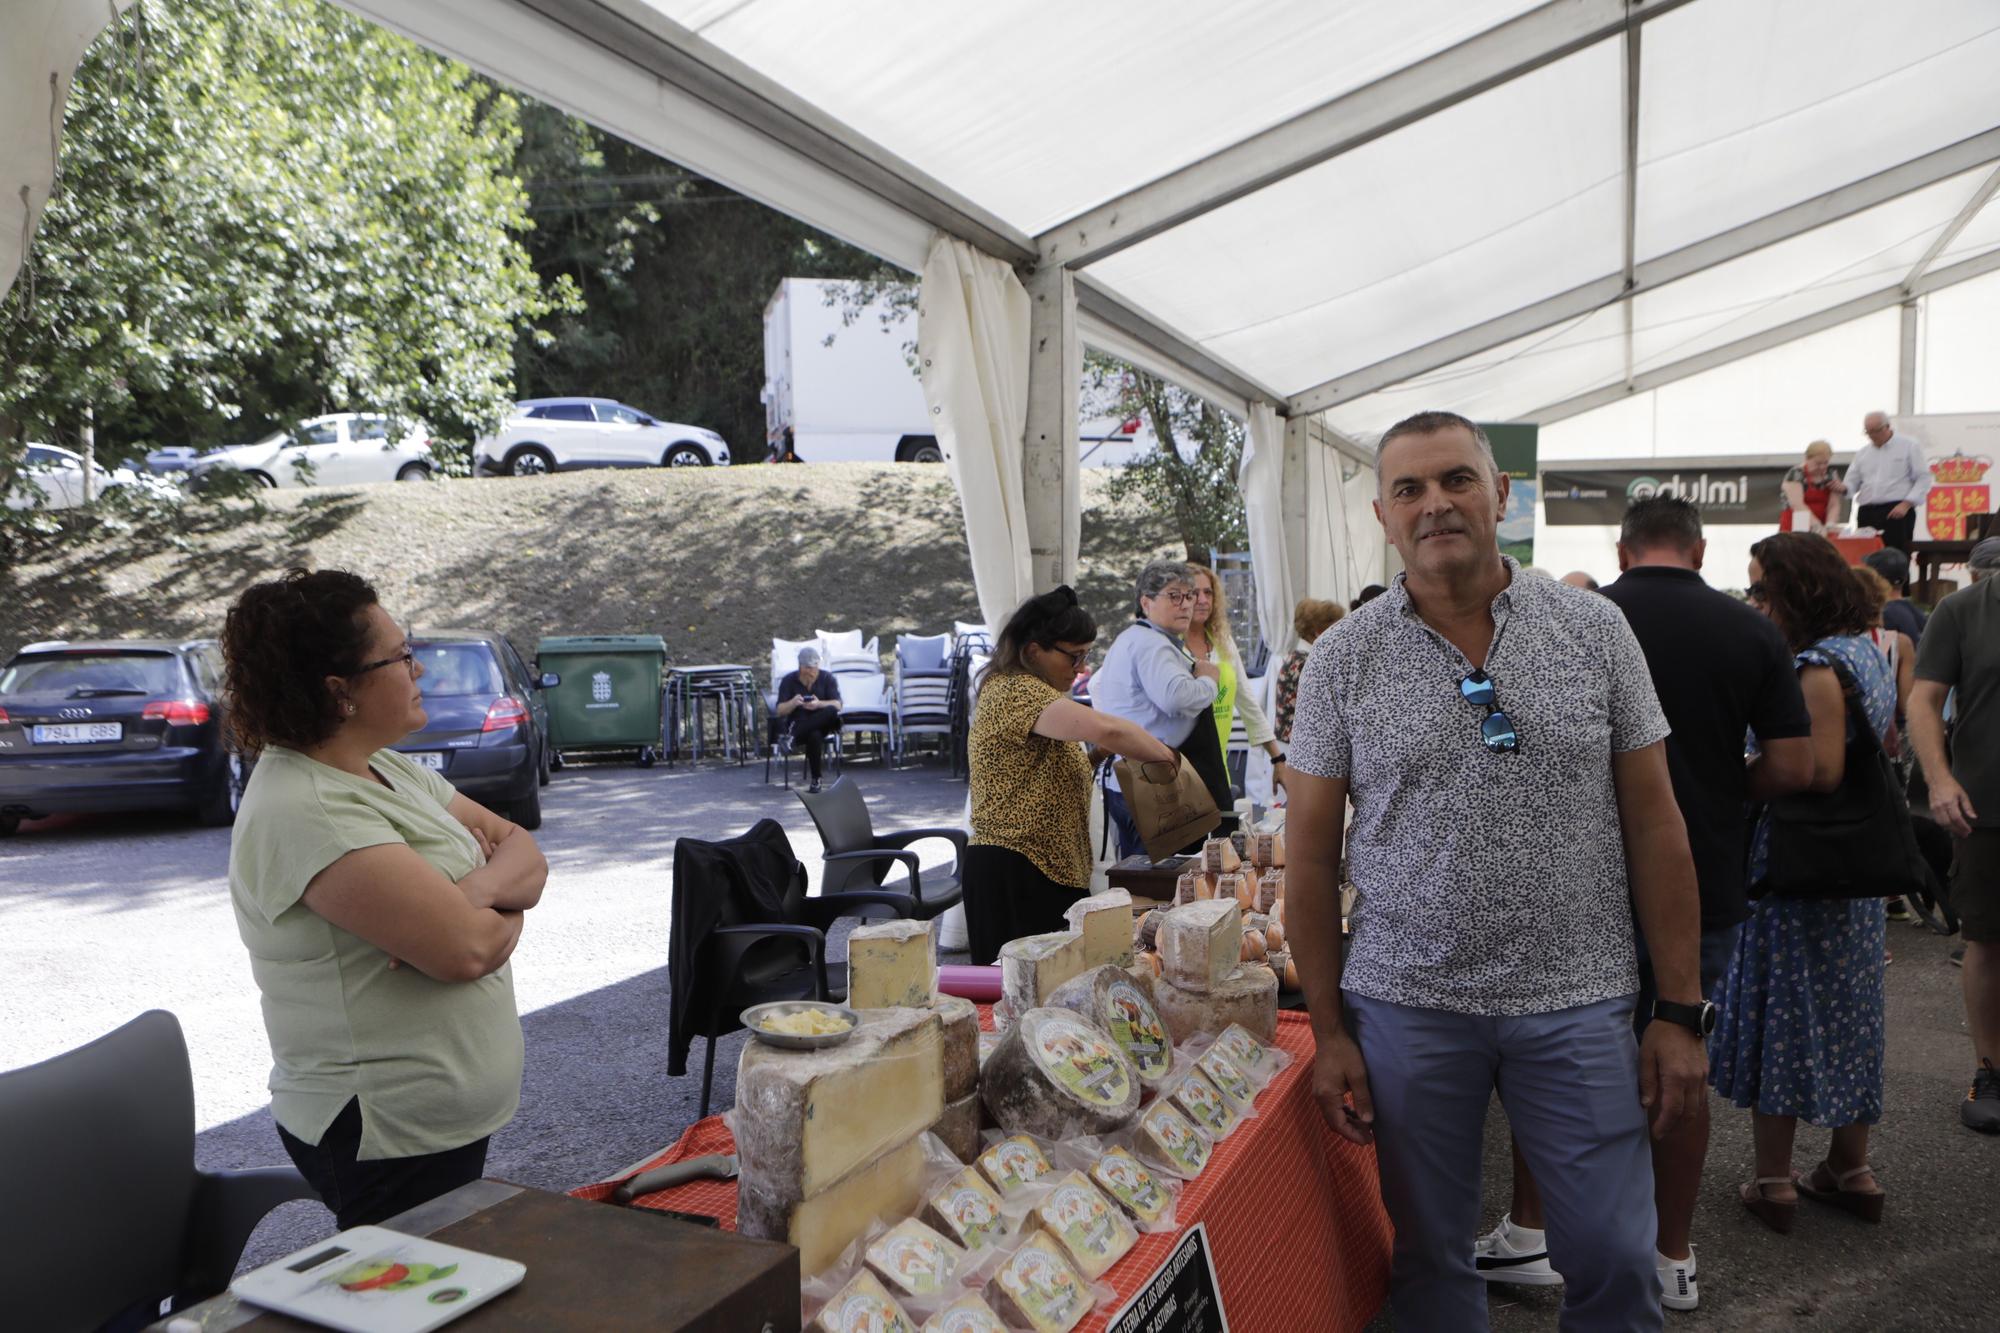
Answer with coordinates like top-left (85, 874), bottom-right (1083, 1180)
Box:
top-left (535, 634), bottom-right (668, 767)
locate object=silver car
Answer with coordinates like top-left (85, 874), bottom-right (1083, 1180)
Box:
top-left (189, 413), bottom-right (435, 488)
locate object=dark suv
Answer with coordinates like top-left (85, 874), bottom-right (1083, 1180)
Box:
top-left (0, 639), bottom-right (241, 834)
top-left (391, 632), bottom-right (555, 830)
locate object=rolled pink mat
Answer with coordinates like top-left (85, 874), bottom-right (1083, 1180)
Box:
top-left (937, 964), bottom-right (1002, 1002)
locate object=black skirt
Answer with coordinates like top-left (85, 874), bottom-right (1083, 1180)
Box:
top-left (962, 844), bottom-right (1088, 965)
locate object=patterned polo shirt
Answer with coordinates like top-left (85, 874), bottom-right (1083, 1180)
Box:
top-left (1288, 559), bottom-right (1670, 1016)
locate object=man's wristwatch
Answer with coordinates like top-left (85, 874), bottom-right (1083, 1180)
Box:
top-left (1652, 999), bottom-right (1717, 1037)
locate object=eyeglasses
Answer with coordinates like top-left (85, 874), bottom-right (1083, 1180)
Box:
top-left (1049, 646), bottom-right (1090, 668)
top-left (1459, 669), bottom-right (1519, 754)
top-left (1150, 590), bottom-right (1192, 606)
top-left (1746, 581), bottom-right (1768, 602)
top-left (351, 647), bottom-right (417, 677)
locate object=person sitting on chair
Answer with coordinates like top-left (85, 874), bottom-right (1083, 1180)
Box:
top-left (776, 646), bottom-right (841, 792)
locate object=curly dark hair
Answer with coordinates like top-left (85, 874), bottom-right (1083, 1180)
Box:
top-left (222, 568), bottom-right (380, 754)
top-left (1749, 533), bottom-right (1872, 651)
top-left (980, 585), bottom-right (1097, 689)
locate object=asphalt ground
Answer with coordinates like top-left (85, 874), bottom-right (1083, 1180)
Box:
top-left (4, 755), bottom-right (1994, 1329)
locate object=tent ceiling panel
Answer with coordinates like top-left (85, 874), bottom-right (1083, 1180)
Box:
top-left (1635, 0), bottom-right (2000, 261)
top-left (639, 0), bottom-right (1548, 235)
top-left (1085, 39), bottom-right (1624, 396)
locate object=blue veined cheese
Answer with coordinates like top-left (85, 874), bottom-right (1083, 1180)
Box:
top-left (848, 918), bottom-right (937, 1009)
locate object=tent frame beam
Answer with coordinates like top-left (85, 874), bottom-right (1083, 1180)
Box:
top-left (1520, 247), bottom-right (2000, 426)
top-left (1901, 161), bottom-right (2000, 292)
top-left (1287, 124), bottom-right (2000, 416)
top-left (1036, 0), bottom-right (1698, 270)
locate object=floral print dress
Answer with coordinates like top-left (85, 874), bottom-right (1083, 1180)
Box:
top-left (1709, 633), bottom-right (1891, 1127)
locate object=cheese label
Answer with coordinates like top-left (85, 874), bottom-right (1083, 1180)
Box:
top-left (1102, 980), bottom-right (1171, 1079)
top-left (1030, 1015), bottom-right (1132, 1108)
top-left (1044, 1177), bottom-right (1119, 1260)
top-left (1091, 1148), bottom-right (1170, 1224)
top-left (980, 1135), bottom-right (1053, 1195)
top-left (1196, 1047), bottom-right (1256, 1109)
top-left (822, 1271), bottom-right (918, 1333)
top-left (927, 1296), bottom-right (1008, 1332)
top-left (1172, 1070), bottom-right (1239, 1137)
top-left (932, 1169), bottom-right (1008, 1250)
top-left (868, 1220), bottom-right (959, 1298)
top-left (1140, 1102), bottom-right (1212, 1177)
top-left (997, 1236), bottom-right (1087, 1326)
top-left (1214, 1023), bottom-right (1270, 1077)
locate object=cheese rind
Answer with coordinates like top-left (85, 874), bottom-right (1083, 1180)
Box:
top-left (1090, 1147), bottom-right (1174, 1227)
top-left (847, 918), bottom-right (938, 1009)
top-left (1248, 830), bottom-right (1286, 868)
top-left (930, 1090), bottom-right (983, 1164)
top-left (735, 1008), bottom-right (944, 1206)
top-left (1153, 964), bottom-right (1279, 1044)
top-left (921, 1165), bottom-right (1012, 1251)
top-left (1136, 1100), bottom-right (1214, 1179)
top-left (1000, 931), bottom-right (1089, 1014)
top-left (1063, 889), bottom-right (1135, 968)
top-left (1045, 965), bottom-right (1174, 1089)
top-left (740, 1135), bottom-right (928, 1277)
top-left (1029, 1170), bottom-right (1138, 1280)
top-left (934, 994), bottom-right (980, 1100)
top-left (1199, 837), bottom-right (1240, 874)
top-left (1157, 900), bottom-right (1241, 994)
top-left (812, 1268), bottom-right (918, 1333)
top-left (985, 1231), bottom-right (1091, 1333)
top-left (864, 1217), bottom-right (965, 1301)
top-left (921, 1294), bottom-right (1010, 1333)
top-left (981, 1006), bottom-right (1141, 1139)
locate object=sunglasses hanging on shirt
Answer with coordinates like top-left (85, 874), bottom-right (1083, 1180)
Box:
top-left (1459, 669), bottom-right (1520, 754)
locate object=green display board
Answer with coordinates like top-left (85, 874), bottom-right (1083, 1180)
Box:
top-left (1482, 422), bottom-right (1540, 565)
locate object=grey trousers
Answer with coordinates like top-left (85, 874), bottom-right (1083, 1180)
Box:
top-left (1346, 991), bottom-right (1661, 1333)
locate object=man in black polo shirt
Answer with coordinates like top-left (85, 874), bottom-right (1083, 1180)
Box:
top-left (1485, 497), bottom-right (1814, 1312)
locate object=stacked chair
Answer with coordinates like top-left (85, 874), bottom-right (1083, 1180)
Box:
top-left (891, 632), bottom-right (953, 765)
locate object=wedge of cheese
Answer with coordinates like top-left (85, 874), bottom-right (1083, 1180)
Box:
top-left (934, 993), bottom-right (980, 1100)
top-left (847, 919), bottom-right (937, 1009)
top-left (999, 931), bottom-right (1088, 1015)
top-left (1089, 1146), bottom-right (1174, 1227)
top-left (1153, 964), bottom-right (1279, 1044)
top-left (1248, 829), bottom-right (1286, 868)
top-left (1212, 1022), bottom-right (1279, 1084)
top-left (1175, 868), bottom-right (1218, 905)
top-left (1254, 867), bottom-right (1285, 914)
top-left (1136, 1100), bottom-right (1214, 1179)
top-left (978, 1133), bottom-right (1054, 1197)
top-left (922, 1164), bottom-right (1012, 1251)
top-left (985, 1231), bottom-right (1091, 1333)
top-left (1168, 1067), bottom-right (1240, 1140)
top-left (864, 1217), bottom-right (965, 1303)
top-left (921, 1294), bottom-right (1010, 1333)
top-left (1045, 964), bottom-right (1174, 1090)
top-left (1063, 888), bottom-right (1135, 968)
top-left (981, 1007), bottom-right (1141, 1139)
top-left (1029, 1170), bottom-right (1138, 1281)
top-left (1157, 899), bottom-right (1242, 994)
top-left (740, 1135), bottom-right (929, 1278)
top-left (812, 1268), bottom-right (918, 1333)
top-left (1199, 836), bottom-right (1240, 874)
top-left (1195, 1045), bottom-right (1257, 1115)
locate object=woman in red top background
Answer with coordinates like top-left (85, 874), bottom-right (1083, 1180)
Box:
top-left (1780, 439), bottom-right (1848, 533)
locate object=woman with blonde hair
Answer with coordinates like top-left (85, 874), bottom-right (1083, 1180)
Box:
top-left (1781, 440), bottom-right (1848, 534)
top-left (1183, 563), bottom-right (1287, 795)
top-left (1275, 597), bottom-right (1343, 743)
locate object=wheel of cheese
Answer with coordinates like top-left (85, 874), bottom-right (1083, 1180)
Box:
top-left (1153, 965), bottom-right (1279, 1044)
top-left (1045, 965), bottom-right (1175, 1090)
top-left (980, 1007), bottom-right (1141, 1139)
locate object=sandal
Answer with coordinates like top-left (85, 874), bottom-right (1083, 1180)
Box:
top-left (1739, 1176), bottom-right (1797, 1234)
top-left (1796, 1162), bottom-right (1886, 1224)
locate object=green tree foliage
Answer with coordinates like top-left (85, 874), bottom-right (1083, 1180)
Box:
top-left (0, 0), bottom-right (567, 480)
top-left (1094, 357), bottom-right (1245, 566)
top-left (512, 106), bottom-right (894, 457)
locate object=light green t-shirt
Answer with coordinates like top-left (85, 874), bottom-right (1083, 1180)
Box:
top-left (229, 746), bottom-right (523, 1160)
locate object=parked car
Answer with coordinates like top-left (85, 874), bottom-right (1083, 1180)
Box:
top-left (144, 446), bottom-right (202, 474)
top-left (390, 631), bottom-right (556, 830)
top-left (4, 443), bottom-right (182, 511)
top-left (187, 413), bottom-right (434, 488)
top-left (473, 397), bottom-right (731, 475)
top-left (0, 639), bottom-right (241, 834)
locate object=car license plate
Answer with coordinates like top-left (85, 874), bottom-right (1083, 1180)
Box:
top-left (410, 752), bottom-right (446, 770)
top-left (33, 722), bottom-right (123, 744)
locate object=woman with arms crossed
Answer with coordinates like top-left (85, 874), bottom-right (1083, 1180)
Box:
top-left (224, 569), bottom-right (545, 1228)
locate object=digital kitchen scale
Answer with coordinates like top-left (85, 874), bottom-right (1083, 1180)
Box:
top-left (230, 1226), bottom-right (525, 1333)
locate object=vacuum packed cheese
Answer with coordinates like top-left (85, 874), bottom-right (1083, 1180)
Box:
top-left (1030, 1170), bottom-right (1138, 1280)
top-left (1199, 836), bottom-right (1240, 874)
top-left (1045, 965), bottom-right (1174, 1090)
top-left (740, 1135), bottom-right (928, 1277)
top-left (1000, 931), bottom-right (1088, 1014)
top-left (1153, 964), bottom-right (1279, 1043)
top-left (735, 1008), bottom-right (944, 1206)
top-left (1215, 871), bottom-right (1254, 912)
top-left (931, 1091), bottom-right (983, 1164)
top-left (921, 1294), bottom-right (1010, 1333)
top-left (1248, 829), bottom-right (1286, 868)
top-left (1174, 868), bottom-right (1216, 905)
top-left (812, 1268), bottom-right (917, 1333)
top-left (1255, 868), bottom-right (1284, 914)
top-left (935, 994), bottom-right (980, 1100)
top-left (985, 1231), bottom-right (1091, 1333)
top-left (978, 1133), bottom-right (1054, 1197)
top-left (981, 1007), bottom-right (1140, 1139)
top-left (1212, 1022), bottom-right (1279, 1082)
top-left (1157, 899), bottom-right (1242, 993)
top-left (1168, 1067), bottom-right (1240, 1139)
top-left (1063, 888), bottom-right (1135, 968)
top-left (922, 1164), bottom-right (1012, 1251)
top-left (1089, 1146), bottom-right (1174, 1227)
top-left (847, 919), bottom-right (937, 1009)
top-left (864, 1216), bottom-right (965, 1302)
top-left (1137, 1100), bottom-right (1214, 1178)
top-left (1194, 1045), bottom-right (1257, 1115)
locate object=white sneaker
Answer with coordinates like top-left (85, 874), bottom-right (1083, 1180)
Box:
top-left (1657, 1249), bottom-right (1698, 1311)
top-left (1473, 1215), bottom-right (1563, 1287)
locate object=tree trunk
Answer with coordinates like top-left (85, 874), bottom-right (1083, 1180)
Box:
top-left (81, 408), bottom-right (97, 506)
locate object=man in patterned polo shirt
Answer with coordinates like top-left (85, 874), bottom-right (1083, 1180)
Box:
top-left (1286, 411), bottom-right (1710, 1332)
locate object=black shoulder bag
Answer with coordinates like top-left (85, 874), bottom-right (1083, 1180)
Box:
top-left (1752, 660), bottom-right (1930, 902)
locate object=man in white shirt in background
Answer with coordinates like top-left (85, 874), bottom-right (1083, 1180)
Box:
top-left (1847, 411), bottom-right (1929, 553)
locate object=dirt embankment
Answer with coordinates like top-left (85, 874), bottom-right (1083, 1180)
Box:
top-left (1, 464), bottom-right (1183, 670)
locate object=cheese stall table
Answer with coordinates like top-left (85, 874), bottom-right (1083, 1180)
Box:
top-left (574, 1009), bottom-right (1392, 1332)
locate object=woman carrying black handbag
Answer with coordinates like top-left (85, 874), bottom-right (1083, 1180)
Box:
top-left (1711, 533), bottom-right (1904, 1235)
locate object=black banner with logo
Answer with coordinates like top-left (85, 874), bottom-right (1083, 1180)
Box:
top-left (1106, 1223), bottom-right (1229, 1333)
top-left (1542, 466), bottom-right (1793, 526)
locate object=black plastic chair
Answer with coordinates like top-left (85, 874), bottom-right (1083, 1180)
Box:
top-left (795, 776), bottom-right (965, 920)
top-left (670, 824), bottom-right (916, 1117)
top-left (0, 1010), bottom-right (318, 1332)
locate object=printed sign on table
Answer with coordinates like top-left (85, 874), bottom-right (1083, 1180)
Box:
top-left (1106, 1223), bottom-right (1228, 1333)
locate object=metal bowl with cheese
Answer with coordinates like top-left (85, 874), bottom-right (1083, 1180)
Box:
top-left (741, 1001), bottom-right (860, 1050)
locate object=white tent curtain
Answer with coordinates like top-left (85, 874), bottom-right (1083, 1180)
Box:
top-left (1305, 441), bottom-right (1385, 607)
top-left (2, 0), bottom-right (133, 302)
top-left (1236, 401), bottom-right (1294, 660)
top-left (917, 233), bottom-right (1033, 635)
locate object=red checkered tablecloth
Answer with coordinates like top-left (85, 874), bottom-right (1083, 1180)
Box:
top-left (573, 1008), bottom-right (1391, 1332)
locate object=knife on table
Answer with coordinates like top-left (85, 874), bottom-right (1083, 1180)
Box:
top-left (611, 1152), bottom-right (739, 1205)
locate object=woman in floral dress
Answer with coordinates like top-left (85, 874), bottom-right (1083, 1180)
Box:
top-left (1712, 532), bottom-right (1893, 1231)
